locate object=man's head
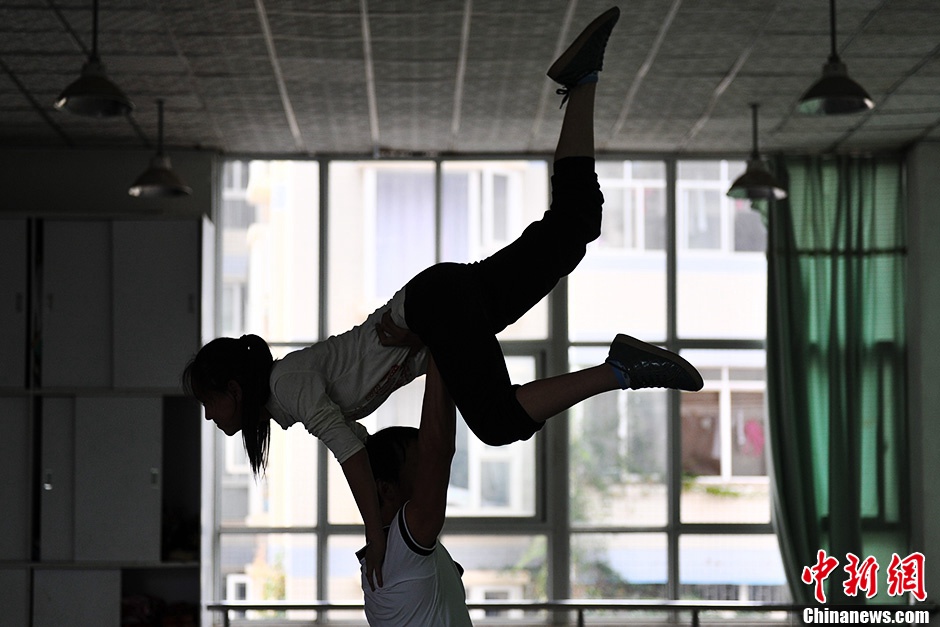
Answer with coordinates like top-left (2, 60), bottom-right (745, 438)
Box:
top-left (366, 426), bottom-right (420, 510)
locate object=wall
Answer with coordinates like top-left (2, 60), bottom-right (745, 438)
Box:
top-left (0, 148), bottom-right (215, 218)
top-left (905, 142), bottom-right (940, 606)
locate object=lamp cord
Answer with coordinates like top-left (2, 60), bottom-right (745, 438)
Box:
top-left (750, 103), bottom-right (760, 159)
top-left (828, 0), bottom-right (839, 62)
top-left (91, 0), bottom-right (99, 58)
top-left (156, 99), bottom-right (165, 156)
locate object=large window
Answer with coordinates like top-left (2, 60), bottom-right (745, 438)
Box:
top-left (209, 157), bottom-right (788, 624)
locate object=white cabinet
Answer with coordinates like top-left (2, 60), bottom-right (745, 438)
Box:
top-left (74, 397), bottom-right (162, 563)
top-left (113, 220), bottom-right (200, 389)
top-left (0, 219), bottom-right (27, 388)
top-left (0, 568), bottom-right (30, 627)
top-left (0, 398), bottom-right (31, 561)
top-left (41, 221), bottom-right (112, 388)
top-left (41, 219), bottom-right (201, 391)
top-left (2, 216), bottom-right (204, 626)
top-left (41, 397), bottom-right (171, 564)
top-left (33, 569), bottom-right (120, 627)
top-left (39, 398), bottom-right (75, 561)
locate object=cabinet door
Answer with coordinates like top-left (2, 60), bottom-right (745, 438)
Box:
top-left (113, 220), bottom-right (200, 389)
top-left (0, 219), bottom-right (27, 387)
top-left (40, 398), bottom-right (75, 561)
top-left (74, 397), bottom-right (162, 563)
top-left (42, 221), bottom-right (112, 388)
top-left (33, 569), bottom-right (120, 627)
top-left (0, 398), bottom-right (30, 560)
top-left (0, 568), bottom-right (30, 627)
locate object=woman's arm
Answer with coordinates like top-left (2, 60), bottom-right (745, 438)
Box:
top-left (341, 448), bottom-right (386, 591)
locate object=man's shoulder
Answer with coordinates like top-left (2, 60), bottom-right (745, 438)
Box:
top-left (396, 502), bottom-right (437, 556)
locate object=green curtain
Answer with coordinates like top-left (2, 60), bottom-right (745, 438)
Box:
top-left (763, 154), bottom-right (908, 605)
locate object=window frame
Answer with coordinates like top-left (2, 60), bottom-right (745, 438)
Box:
top-left (205, 155), bottom-right (785, 621)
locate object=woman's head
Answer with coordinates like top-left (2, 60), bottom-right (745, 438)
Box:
top-left (182, 334), bottom-right (274, 477)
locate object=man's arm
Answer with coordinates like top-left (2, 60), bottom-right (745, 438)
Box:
top-left (404, 355), bottom-right (456, 548)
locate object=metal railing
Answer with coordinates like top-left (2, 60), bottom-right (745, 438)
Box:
top-left (206, 599), bottom-right (938, 627)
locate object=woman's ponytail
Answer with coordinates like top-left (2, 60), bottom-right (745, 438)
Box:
top-left (238, 334), bottom-right (273, 477)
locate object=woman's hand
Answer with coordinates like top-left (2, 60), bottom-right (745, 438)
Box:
top-left (364, 530), bottom-right (386, 591)
top-left (375, 311), bottom-right (423, 351)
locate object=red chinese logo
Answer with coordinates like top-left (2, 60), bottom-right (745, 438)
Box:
top-left (802, 550), bottom-right (840, 603)
top-left (886, 552), bottom-right (927, 602)
top-left (843, 553), bottom-right (879, 599)
top-left (801, 550), bottom-right (927, 603)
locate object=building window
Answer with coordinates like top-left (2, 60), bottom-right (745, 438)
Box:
top-left (567, 159), bottom-right (787, 604)
top-left (211, 156), bottom-right (789, 620)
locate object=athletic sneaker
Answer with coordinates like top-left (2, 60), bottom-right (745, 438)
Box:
top-left (547, 6), bottom-right (621, 88)
top-left (607, 333), bottom-right (704, 392)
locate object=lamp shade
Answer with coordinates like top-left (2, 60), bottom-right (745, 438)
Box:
top-left (727, 103), bottom-right (787, 201)
top-left (798, 58), bottom-right (874, 115)
top-left (728, 158), bottom-right (787, 201)
top-left (798, 0), bottom-right (873, 115)
top-left (129, 99), bottom-right (192, 198)
top-left (129, 155), bottom-right (192, 198)
top-left (54, 57), bottom-right (133, 118)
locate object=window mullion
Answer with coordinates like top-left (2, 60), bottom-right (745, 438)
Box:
top-left (317, 159), bottom-right (330, 612)
top-left (549, 158), bottom-right (572, 605)
top-left (665, 157), bottom-right (681, 601)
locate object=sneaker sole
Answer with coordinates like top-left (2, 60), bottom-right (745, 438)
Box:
top-left (611, 333), bottom-right (704, 392)
top-left (547, 6), bottom-right (621, 85)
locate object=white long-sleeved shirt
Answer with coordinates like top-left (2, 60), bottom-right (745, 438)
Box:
top-left (264, 288), bottom-right (429, 463)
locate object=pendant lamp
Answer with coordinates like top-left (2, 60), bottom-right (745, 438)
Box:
top-left (129, 100), bottom-right (192, 198)
top-left (798, 0), bottom-right (873, 115)
top-left (727, 104), bottom-right (787, 201)
top-left (54, 0), bottom-right (133, 117)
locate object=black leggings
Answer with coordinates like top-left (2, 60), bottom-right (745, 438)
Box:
top-left (403, 156), bottom-right (603, 445)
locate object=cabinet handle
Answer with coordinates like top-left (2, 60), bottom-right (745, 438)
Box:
top-left (151, 467), bottom-right (160, 489)
top-left (43, 470), bottom-right (53, 491)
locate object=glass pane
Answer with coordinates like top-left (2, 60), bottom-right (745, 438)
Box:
top-left (445, 534), bottom-right (549, 618)
top-left (571, 533), bottom-right (668, 599)
top-left (570, 347), bottom-right (667, 527)
top-left (220, 160), bottom-right (320, 343)
top-left (731, 391), bottom-right (767, 477)
top-left (329, 357), bottom-right (538, 523)
top-left (677, 161), bottom-right (721, 180)
top-left (441, 160), bottom-right (550, 340)
top-left (677, 160), bottom-right (765, 340)
top-left (220, 533), bottom-right (317, 620)
top-left (734, 199), bottom-right (767, 252)
top-left (679, 535), bottom-right (790, 602)
top-left (681, 188), bottom-right (722, 250)
top-left (597, 187), bottom-right (627, 249)
top-left (328, 161), bottom-right (436, 336)
top-left (570, 160), bottom-right (667, 342)
top-left (220, 420), bottom-right (318, 528)
top-left (326, 536), bottom-right (369, 622)
top-left (680, 350), bottom-right (770, 524)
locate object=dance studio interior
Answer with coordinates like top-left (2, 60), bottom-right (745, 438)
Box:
top-left (0, 1), bottom-right (938, 625)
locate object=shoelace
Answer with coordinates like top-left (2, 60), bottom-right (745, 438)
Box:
top-left (627, 361), bottom-right (681, 389)
top-left (556, 87), bottom-right (571, 109)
